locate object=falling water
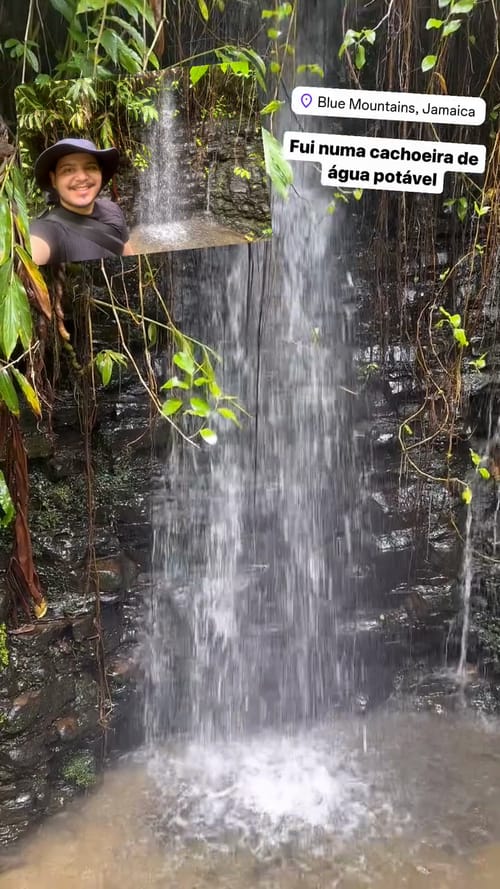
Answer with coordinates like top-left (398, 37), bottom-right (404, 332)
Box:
top-left (137, 84), bottom-right (181, 226)
top-left (457, 503), bottom-right (473, 677)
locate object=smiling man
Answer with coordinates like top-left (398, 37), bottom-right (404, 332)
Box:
top-left (29, 138), bottom-right (133, 265)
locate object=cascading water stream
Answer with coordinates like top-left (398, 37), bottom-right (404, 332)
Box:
top-left (457, 503), bottom-right (473, 678)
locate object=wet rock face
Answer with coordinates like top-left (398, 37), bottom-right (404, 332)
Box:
top-left (0, 268), bottom-right (156, 845)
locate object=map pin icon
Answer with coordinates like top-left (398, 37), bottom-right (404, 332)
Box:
top-left (301, 93), bottom-right (313, 109)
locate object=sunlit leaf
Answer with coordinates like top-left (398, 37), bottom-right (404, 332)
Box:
top-left (421, 54), bottom-right (437, 72)
top-left (189, 396), bottom-right (211, 417)
top-left (197, 0), bottom-right (209, 20)
top-left (217, 406), bottom-right (241, 427)
top-left (461, 486), bottom-right (472, 504)
top-left (161, 398), bottom-right (183, 416)
top-left (190, 65), bottom-right (209, 85)
top-left (0, 368), bottom-right (20, 415)
top-left (11, 367), bottom-right (41, 416)
top-left (161, 376), bottom-right (190, 391)
top-left (173, 351), bottom-right (195, 376)
top-left (199, 428), bottom-right (218, 445)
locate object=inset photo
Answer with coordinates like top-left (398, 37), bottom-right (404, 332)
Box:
top-left (15, 65), bottom-right (272, 266)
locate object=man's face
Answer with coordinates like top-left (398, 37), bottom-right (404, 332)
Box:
top-left (49, 152), bottom-right (103, 214)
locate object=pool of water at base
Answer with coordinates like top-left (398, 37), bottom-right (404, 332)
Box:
top-left (3, 708), bottom-right (500, 889)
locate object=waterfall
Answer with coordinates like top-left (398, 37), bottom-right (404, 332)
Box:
top-left (457, 503), bottom-right (473, 677)
top-left (136, 84), bottom-right (181, 226)
top-left (144, 149), bottom-right (360, 743)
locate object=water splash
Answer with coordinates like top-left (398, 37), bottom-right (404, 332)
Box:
top-left (457, 502), bottom-right (473, 678)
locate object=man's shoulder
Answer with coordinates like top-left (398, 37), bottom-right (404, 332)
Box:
top-left (94, 198), bottom-right (126, 222)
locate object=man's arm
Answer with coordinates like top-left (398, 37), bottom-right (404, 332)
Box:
top-left (30, 235), bottom-right (51, 266)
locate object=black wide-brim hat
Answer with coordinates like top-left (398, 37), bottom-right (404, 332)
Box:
top-left (34, 138), bottom-right (120, 191)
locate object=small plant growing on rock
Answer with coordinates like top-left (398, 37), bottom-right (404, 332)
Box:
top-left (62, 753), bottom-right (97, 790)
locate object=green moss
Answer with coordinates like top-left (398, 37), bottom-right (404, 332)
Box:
top-left (62, 753), bottom-right (97, 789)
top-left (0, 623), bottom-right (9, 670)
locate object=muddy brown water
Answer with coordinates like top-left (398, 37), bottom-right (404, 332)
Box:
top-left (3, 709), bottom-right (500, 888)
top-left (128, 217), bottom-right (255, 254)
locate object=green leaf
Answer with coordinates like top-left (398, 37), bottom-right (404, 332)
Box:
top-left (260, 99), bottom-right (285, 114)
top-left (173, 351), bottom-right (196, 376)
top-left (453, 328), bottom-right (469, 347)
top-left (355, 44), bottom-right (366, 70)
top-left (117, 43), bottom-right (143, 74)
top-left (76, 0), bottom-right (106, 12)
top-left (267, 27), bottom-right (281, 39)
top-left (450, 0), bottom-right (476, 11)
top-left (189, 397), bottom-right (211, 417)
top-left (262, 126), bottom-right (294, 199)
top-left (190, 64), bottom-right (209, 85)
top-left (100, 29), bottom-right (119, 64)
top-left (442, 19), bottom-right (462, 36)
top-left (11, 367), bottom-right (41, 416)
top-left (208, 380), bottom-right (221, 397)
top-left (449, 313), bottom-right (461, 328)
top-left (0, 369), bottom-right (20, 415)
top-left (438, 0), bottom-right (452, 5)
top-left (461, 486), bottom-right (473, 504)
top-left (362, 28), bottom-right (376, 44)
top-left (469, 448), bottom-right (481, 466)
top-left (48, 0), bottom-right (77, 22)
top-left (161, 376), bottom-right (190, 391)
top-left (296, 63), bottom-right (324, 77)
top-left (426, 17), bottom-right (444, 28)
top-left (0, 274), bottom-right (32, 360)
top-left (0, 197), bottom-right (11, 266)
top-left (197, 0), bottom-right (209, 20)
top-left (421, 54), bottom-right (437, 72)
top-left (456, 196), bottom-right (468, 221)
top-left (217, 406), bottom-right (241, 427)
top-left (161, 398), bottom-right (183, 417)
top-left (353, 188), bottom-right (363, 200)
top-left (0, 469), bottom-right (15, 527)
top-left (94, 353), bottom-right (110, 386)
top-left (403, 424), bottom-right (413, 435)
top-left (147, 322), bottom-right (157, 346)
top-left (199, 428), bottom-right (218, 445)
top-left (478, 467), bottom-right (491, 480)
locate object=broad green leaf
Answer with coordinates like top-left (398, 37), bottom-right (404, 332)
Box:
top-left (449, 313), bottom-right (461, 328)
top-left (199, 428), bottom-right (218, 445)
top-left (49, 0), bottom-right (77, 22)
top-left (197, 0), bottom-right (209, 20)
top-left (442, 19), bottom-right (462, 36)
top-left (0, 369), bottom-right (20, 415)
top-left (461, 486), bottom-right (472, 504)
top-left (260, 99), bottom-right (285, 114)
top-left (426, 17), bottom-right (444, 28)
top-left (0, 469), bottom-right (15, 527)
top-left (189, 397), bottom-right (211, 417)
top-left (117, 44), bottom-right (143, 74)
top-left (478, 467), bottom-right (491, 480)
top-left (438, 0), bottom-right (452, 5)
top-left (76, 0), bottom-right (106, 12)
top-left (6, 167), bottom-right (30, 246)
top-left (95, 352), bottom-right (113, 386)
top-left (262, 126), bottom-right (294, 199)
top-left (161, 398), bottom-right (183, 417)
top-left (217, 407), bottom-right (241, 427)
top-left (456, 196), bottom-right (468, 221)
top-left (363, 29), bottom-right (376, 44)
top-left (193, 376), bottom-right (210, 387)
top-left (190, 65), bottom-right (209, 85)
top-left (267, 28), bottom-right (281, 39)
top-left (0, 197), bottom-right (11, 266)
top-left (453, 327), bottom-right (469, 347)
top-left (161, 376), bottom-right (189, 391)
top-left (173, 351), bottom-right (195, 376)
top-left (450, 0), bottom-right (476, 11)
top-left (355, 43), bottom-right (366, 70)
top-left (11, 367), bottom-right (41, 416)
top-left (421, 54), bottom-right (437, 72)
top-left (1, 275), bottom-right (32, 359)
top-left (353, 188), bottom-right (363, 200)
top-left (208, 380), bottom-right (221, 397)
top-left (100, 29), bottom-right (119, 64)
